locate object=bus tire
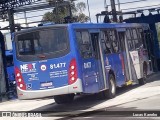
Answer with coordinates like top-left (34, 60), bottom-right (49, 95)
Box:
top-left (138, 64), bottom-right (147, 85)
top-left (98, 74), bottom-right (116, 99)
top-left (106, 74), bottom-right (116, 99)
top-left (54, 94), bottom-right (74, 104)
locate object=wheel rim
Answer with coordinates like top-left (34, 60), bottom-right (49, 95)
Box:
top-left (110, 78), bottom-right (115, 94)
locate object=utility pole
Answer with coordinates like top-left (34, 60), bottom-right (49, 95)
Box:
top-left (110, 0), bottom-right (117, 22)
top-left (24, 11), bottom-right (29, 27)
top-left (104, 0), bottom-right (108, 11)
top-left (117, 0), bottom-right (121, 12)
top-left (8, 9), bottom-right (15, 33)
top-left (87, 0), bottom-right (91, 23)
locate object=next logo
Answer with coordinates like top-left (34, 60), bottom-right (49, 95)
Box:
top-left (20, 63), bottom-right (36, 73)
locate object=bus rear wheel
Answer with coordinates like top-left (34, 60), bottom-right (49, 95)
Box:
top-left (98, 74), bottom-right (116, 99)
top-left (54, 94), bottom-right (74, 104)
top-left (106, 74), bottom-right (116, 99)
top-left (138, 65), bottom-right (147, 85)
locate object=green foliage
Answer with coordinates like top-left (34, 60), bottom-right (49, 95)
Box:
top-left (77, 13), bottom-right (89, 23)
top-left (76, 2), bottom-right (86, 13)
top-left (42, 0), bottom-right (89, 23)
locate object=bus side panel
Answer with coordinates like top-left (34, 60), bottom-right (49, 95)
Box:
top-left (106, 54), bottom-right (126, 87)
top-left (82, 59), bottom-right (100, 93)
top-left (71, 28), bottom-right (99, 94)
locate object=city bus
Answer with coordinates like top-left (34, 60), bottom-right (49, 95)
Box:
top-left (12, 23), bottom-right (152, 104)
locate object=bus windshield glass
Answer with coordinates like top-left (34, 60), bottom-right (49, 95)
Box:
top-left (16, 28), bottom-right (69, 61)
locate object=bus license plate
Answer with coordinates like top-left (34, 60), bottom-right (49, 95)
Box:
top-left (41, 82), bottom-right (53, 87)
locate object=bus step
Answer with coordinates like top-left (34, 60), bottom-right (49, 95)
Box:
top-left (125, 80), bottom-right (133, 86)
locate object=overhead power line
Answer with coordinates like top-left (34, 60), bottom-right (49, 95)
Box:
top-left (122, 4), bottom-right (160, 11)
top-left (119, 0), bottom-right (149, 5)
top-left (107, 0), bottom-right (149, 6)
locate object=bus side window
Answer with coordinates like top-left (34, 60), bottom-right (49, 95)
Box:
top-left (126, 29), bottom-right (134, 50)
top-left (101, 31), bottom-right (112, 54)
top-left (131, 29), bottom-right (140, 49)
top-left (118, 32), bottom-right (125, 51)
top-left (109, 30), bottom-right (120, 53)
top-left (137, 28), bottom-right (144, 48)
top-left (138, 28), bottom-right (144, 46)
top-left (76, 31), bottom-right (93, 58)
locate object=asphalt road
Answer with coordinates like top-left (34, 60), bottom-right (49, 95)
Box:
top-left (0, 72), bottom-right (160, 120)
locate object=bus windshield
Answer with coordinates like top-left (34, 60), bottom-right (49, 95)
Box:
top-left (16, 28), bottom-right (69, 61)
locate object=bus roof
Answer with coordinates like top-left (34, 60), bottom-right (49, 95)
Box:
top-left (69, 23), bottom-right (149, 29)
top-left (14, 23), bottom-right (149, 35)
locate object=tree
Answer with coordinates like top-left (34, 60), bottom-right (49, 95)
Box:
top-left (76, 2), bottom-right (86, 14)
top-left (76, 2), bottom-right (89, 23)
top-left (77, 13), bottom-right (89, 23)
top-left (42, 0), bottom-right (89, 23)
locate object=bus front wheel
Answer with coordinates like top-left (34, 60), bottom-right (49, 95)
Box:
top-left (54, 94), bottom-right (74, 104)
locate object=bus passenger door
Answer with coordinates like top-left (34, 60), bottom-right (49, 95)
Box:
top-left (79, 31), bottom-right (106, 93)
top-left (90, 33), bottom-right (106, 90)
top-left (78, 31), bottom-right (100, 93)
top-left (118, 31), bottom-right (133, 84)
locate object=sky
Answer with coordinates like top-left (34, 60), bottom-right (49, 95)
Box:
top-left (78, 0), bottom-right (160, 22)
top-left (0, 0), bottom-right (160, 33)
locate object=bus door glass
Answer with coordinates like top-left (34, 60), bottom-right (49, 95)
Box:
top-left (108, 29), bottom-right (125, 85)
top-left (102, 29), bottom-right (126, 86)
top-left (118, 31), bottom-right (130, 82)
top-left (126, 28), bottom-right (141, 81)
top-left (144, 30), bottom-right (154, 71)
top-left (76, 31), bottom-right (99, 93)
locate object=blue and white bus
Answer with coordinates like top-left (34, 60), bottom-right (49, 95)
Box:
top-left (12, 23), bottom-right (152, 104)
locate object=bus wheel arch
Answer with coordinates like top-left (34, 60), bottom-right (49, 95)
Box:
top-left (98, 70), bottom-right (116, 99)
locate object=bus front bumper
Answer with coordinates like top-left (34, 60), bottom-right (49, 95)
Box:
top-left (17, 79), bottom-right (83, 100)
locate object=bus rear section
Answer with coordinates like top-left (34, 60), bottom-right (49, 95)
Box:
top-left (13, 26), bottom-right (83, 101)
